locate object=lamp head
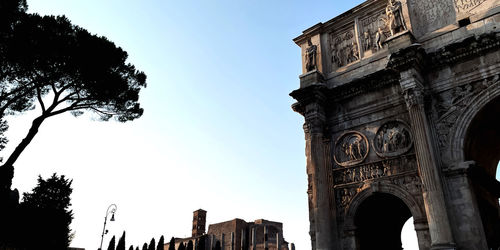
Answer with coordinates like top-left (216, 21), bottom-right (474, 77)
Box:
top-left (110, 213), bottom-right (115, 222)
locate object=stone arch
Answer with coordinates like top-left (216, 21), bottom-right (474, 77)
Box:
top-left (342, 182), bottom-right (429, 250)
top-left (344, 182), bottom-right (426, 227)
top-left (445, 76), bottom-right (500, 249)
top-left (448, 78), bottom-right (500, 164)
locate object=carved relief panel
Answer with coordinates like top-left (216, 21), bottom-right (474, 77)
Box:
top-left (373, 121), bottom-right (413, 157)
top-left (333, 156), bottom-right (421, 215)
top-left (329, 27), bottom-right (359, 71)
top-left (333, 131), bottom-right (369, 167)
top-left (359, 10), bottom-right (390, 57)
top-left (432, 74), bottom-right (499, 150)
top-left (333, 155), bottom-right (418, 185)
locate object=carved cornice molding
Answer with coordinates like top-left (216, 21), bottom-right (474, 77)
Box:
top-left (328, 69), bottom-right (400, 101)
top-left (428, 31), bottom-right (500, 69)
top-left (290, 85), bottom-right (328, 116)
top-left (387, 44), bottom-right (427, 73)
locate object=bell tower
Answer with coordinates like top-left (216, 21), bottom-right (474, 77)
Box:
top-left (192, 209), bottom-right (207, 237)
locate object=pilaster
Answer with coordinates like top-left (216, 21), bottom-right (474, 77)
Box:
top-left (291, 83), bottom-right (335, 250)
top-left (392, 46), bottom-right (456, 249)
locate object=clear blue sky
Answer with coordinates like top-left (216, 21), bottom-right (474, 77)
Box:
top-left (5, 1), bottom-right (497, 250)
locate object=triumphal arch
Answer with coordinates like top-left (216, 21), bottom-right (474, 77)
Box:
top-left (290, 0), bottom-right (500, 249)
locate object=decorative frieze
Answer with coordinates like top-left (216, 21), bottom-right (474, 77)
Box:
top-left (333, 154), bottom-right (418, 185)
top-left (334, 166), bottom-right (421, 215)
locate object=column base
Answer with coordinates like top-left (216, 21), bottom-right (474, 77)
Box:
top-left (430, 243), bottom-right (456, 250)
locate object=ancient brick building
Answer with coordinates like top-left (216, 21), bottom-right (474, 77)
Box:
top-left (165, 209), bottom-right (293, 250)
top-left (290, 0), bottom-right (499, 249)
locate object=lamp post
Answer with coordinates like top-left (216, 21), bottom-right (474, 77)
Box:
top-left (99, 204), bottom-right (117, 250)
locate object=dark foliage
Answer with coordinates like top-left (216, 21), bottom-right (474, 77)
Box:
top-left (117, 231), bottom-right (126, 250)
top-left (107, 235), bottom-right (116, 250)
top-left (129, 246), bottom-right (134, 250)
top-left (148, 238), bottom-right (156, 250)
top-left (169, 237), bottom-right (176, 250)
top-left (157, 235), bottom-right (165, 250)
top-left (0, 1), bottom-right (147, 191)
top-left (187, 240), bottom-right (193, 250)
top-left (12, 173), bottom-right (73, 250)
top-left (142, 243), bottom-right (148, 250)
top-left (178, 242), bottom-right (186, 250)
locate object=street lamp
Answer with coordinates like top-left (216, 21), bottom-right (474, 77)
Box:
top-left (99, 204), bottom-right (117, 250)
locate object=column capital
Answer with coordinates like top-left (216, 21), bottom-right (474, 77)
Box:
top-left (403, 87), bottom-right (425, 109)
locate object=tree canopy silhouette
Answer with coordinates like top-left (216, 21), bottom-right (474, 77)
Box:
top-left (15, 173), bottom-right (74, 249)
top-left (0, 4), bottom-right (146, 189)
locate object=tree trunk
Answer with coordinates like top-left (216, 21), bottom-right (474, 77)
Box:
top-left (0, 115), bottom-right (46, 186)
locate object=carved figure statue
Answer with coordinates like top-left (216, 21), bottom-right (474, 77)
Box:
top-left (385, 0), bottom-right (407, 36)
top-left (363, 30), bottom-right (371, 51)
top-left (330, 42), bottom-right (341, 69)
top-left (305, 39), bottom-right (317, 72)
top-left (375, 27), bottom-right (384, 50)
top-left (351, 42), bottom-right (359, 62)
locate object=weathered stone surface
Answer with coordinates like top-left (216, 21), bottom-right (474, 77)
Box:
top-left (291, 1), bottom-right (500, 249)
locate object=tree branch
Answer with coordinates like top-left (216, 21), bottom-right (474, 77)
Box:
top-left (36, 87), bottom-right (46, 112)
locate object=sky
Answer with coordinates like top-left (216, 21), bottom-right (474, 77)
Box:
top-left (3, 0), bottom-right (497, 250)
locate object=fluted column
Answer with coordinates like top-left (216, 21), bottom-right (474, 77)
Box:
top-left (303, 96), bottom-right (334, 250)
top-left (400, 69), bottom-right (455, 249)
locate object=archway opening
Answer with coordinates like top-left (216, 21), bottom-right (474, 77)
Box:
top-left (401, 217), bottom-right (418, 250)
top-left (354, 193), bottom-right (412, 250)
top-left (464, 96), bottom-right (500, 248)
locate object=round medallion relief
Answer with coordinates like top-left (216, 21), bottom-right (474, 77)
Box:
top-left (373, 120), bottom-right (413, 157)
top-left (334, 131), bottom-right (369, 167)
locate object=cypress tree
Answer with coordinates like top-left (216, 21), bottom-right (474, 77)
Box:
top-left (157, 235), bottom-right (165, 250)
top-left (142, 243), bottom-right (148, 250)
top-left (129, 246), bottom-right (134, 250)
top-left (116, 231), bottom-right (126, 250)
top-left (107, 235), bottom-right (116, 250)
top-left (169, 237), bottom-right (176, 250)
top-left (187, 240), bottom-right (193, 250)
top-left (148, 238), bottom-right (156, 250)
top-left (178, 242), bottom-right (186, 250)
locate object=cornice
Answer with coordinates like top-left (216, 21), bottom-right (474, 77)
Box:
top-left (328, 69), bottom-right (400, 101)
top-left (387, 44), bottom-right (427, 73)
top-left (290, 85), bottom-right (328, 116)
top-left (428, 31), bottom-right (500, 69)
